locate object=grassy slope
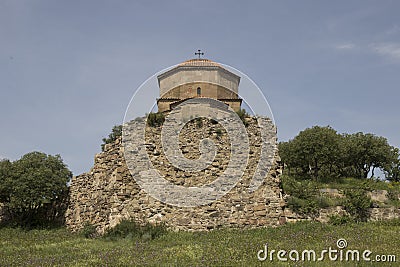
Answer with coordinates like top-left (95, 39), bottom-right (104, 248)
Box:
top-left (282, 174), bottom-right (400, 209)
top-left (1, 220), bottom-right (399, 266)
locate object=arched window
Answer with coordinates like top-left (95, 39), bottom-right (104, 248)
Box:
top-left (197, 87), bottom-right (201, 96)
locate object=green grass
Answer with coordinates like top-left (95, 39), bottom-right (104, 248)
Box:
top-left (283, 174), bottom-right (400, 192)
top-left (316, 177), bottom-right (399, 191)
top-left (1, 220), bottom-right (399, 266)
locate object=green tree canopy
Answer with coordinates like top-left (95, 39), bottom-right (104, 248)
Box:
top-left (279, 126), bottom-right (341, 179)
top-left (342, 133), bottom-right (398, 178)
top-left (385, 150), bottom-right (400, 182)
top-left (0, 152), bottom-right (72, 227)
top-left (279, 126), bottom-right (398, 181)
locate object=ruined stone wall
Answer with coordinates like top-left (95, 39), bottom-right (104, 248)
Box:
top-left (65, 116), bottom-right (285, 233)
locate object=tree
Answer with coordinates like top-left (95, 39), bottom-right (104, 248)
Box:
top-left (336, 134), bottom-right (358, 178)
top-left (101, 125), bottom-right (122, 151)
top-left (386, 162), bottom-right (400, 182)
top-left (279, 126), bottom-right (399, 181)
top-left (279, 126), bottom-right (341, 180)
top-left (0, 159), bottom-right (12, 204)
top-left (385, 149), bottom-right (400, 182)
top-left (342, 133), bottom-right (397, 178)
top-left (278, 141), bottom-right (294, 174)
top-left (0, 152), bottom-right (72, 227)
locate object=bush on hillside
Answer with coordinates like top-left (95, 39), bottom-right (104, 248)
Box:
top-left (343, 189), bottom-right (372, 222)
top-left (103, 219), bottom-right (167, 241)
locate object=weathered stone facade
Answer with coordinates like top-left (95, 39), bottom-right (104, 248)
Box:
top-left (65, 115), bottom-right (285, 233)
top-left (157, 82), bottom-right (242, 112)
top-left (157, 59), bottom-right (242, 112)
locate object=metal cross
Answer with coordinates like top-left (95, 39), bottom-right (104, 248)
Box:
top-left (195, 49), bottom-right (204, 59)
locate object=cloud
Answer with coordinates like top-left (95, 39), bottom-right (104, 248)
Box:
top-left (369, 42), bottom-right (400, 60)
top-left (384, 25), bottom-right (400, 36)
top-left (335, 43), bottom-right (356, 50)
top-left (333, 42), bottom-right (400, 62)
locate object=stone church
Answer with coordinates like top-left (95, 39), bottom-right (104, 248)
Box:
top-left (65, 55), bottom-right (285, 233)
top-left (157, 58), bottom-right (242, 112)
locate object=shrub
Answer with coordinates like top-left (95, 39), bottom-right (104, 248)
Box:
top-left (103, 219), bottom-right (167, 241)
top-left (343, 189), bottom-right (372, 222)
top-left (287, 196), bottom-right (320, 219)
top-left (80, 223), bottom-right (97, 238)
top-left (101, 125), bottom-right (122, 151)
top-left (147, 112), bottom-right (165, 127)
top-left (282, 175), bottom-right (318, 200)
top-left (283, 175), bottom-right (343, 218)
top-left (236, 108), bottom-right (249, 127)
top-left (315, 195), bottom-right (336, 209)
top-left (328, 214), bottom-right (353, 225)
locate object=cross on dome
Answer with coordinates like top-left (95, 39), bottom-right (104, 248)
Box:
top-left (195, 49), bottom-right (204, 59)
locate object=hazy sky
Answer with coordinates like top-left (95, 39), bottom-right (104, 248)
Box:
top-left (1, 0), bottom-right (400, 175)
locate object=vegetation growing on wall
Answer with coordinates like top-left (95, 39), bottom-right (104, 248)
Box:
top-left (101, 125), bottom-right (122, 151)
top-left (146, 112), bottom-right (165, 127)
top-left (236, 108), bottom-right (249, 126)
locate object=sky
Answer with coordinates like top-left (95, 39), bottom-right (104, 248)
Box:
top-left (1, 0), bottom-right (400, 175)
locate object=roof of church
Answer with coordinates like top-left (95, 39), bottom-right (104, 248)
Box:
top-left (158, 58), bottom-right (240, 81)
top-left (178, 58), bottom-right (222, 68)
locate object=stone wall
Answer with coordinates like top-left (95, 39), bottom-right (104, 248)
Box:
top-left (65, 107), bottom-right (400, 233)
top-left (65, 115), bottom-right (285, 233)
